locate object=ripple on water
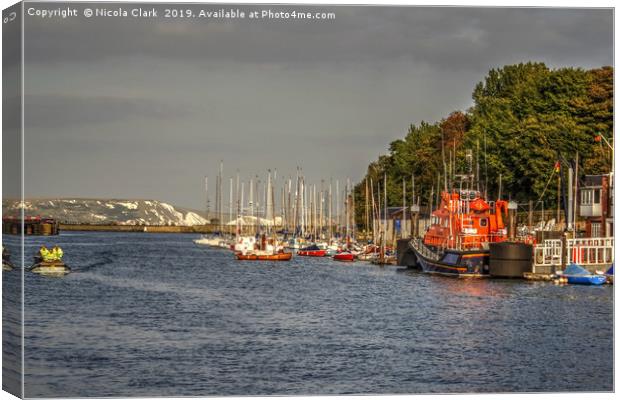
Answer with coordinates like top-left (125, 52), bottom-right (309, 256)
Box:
top-left (7, 232), bottom-right (613, 397)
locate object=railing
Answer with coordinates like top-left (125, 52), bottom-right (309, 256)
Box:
top-left (533, 237), bottom-right (614, 272)
top-left (409, 238), bottom-right (441, 261)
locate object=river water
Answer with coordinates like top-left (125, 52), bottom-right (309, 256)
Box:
top-left (2, 232), bottom-right (614, 397)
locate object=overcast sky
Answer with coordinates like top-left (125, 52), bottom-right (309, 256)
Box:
top-left (21, 3), bottom-right (613, 210)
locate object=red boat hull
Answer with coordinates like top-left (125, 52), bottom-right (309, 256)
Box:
top-left (297, 250), bottom-right (327, 257)
top-left (333, 253), bottom-right (355, 262)
top-left (236, 252), bottom-right (293, 261)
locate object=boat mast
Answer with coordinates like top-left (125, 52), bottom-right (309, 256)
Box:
top-left (239, 182), bottom-right (244, 236)
top-left (300, 172), bottom-right (304, 238)
top-left (320, 180), bottom-right (324, 240)
top-left (365, 178), bottom-right (369, 242)
top-left (411, 174), bottom-right (415, 237)
top-left (345, 179), bottom-right (350, 245)
top-left (287, 178), bottom-right (292, 234)
top-left (376, 179), bottom-right (381, 248)
top-left (204, 176), bottom-right (209, 223)
top-left (249, 177), bottom-right (254, 234)
top-left (442, 130), bottom-right (448, 192)
top-left (235, 171), bottom-right (240, 235)
top-left (313, 184), bottom-right (317, 241)
top-left (293, 169), bottom-right (299, 237)
top-left (281, 186), bottom-right (286, 235)
top-left (351, 180), bottom-right (356, 242)
top-left (328, 180), bottom-right (333, 242)
top-left (428, 185), bottom-right (434, 232)
top-left (218, 161), bottom-right (223, 234)
top-left (335, 180), bottom-right (340, 240)
top-left (573, 152), bottom-right (579, 231)
top-left (383, 173), bottom-right (387, 257)
top-left (229, 177), bottom-right (233, 236)
top-left (272, 174), bottom-right (276, 239)
top-left (266, 170), bottom-right (273, 236)
top-left (476, 139), bottom-right (480, 192)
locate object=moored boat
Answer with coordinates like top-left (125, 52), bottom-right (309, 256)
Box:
top-left (333, 251), bottom-right (355, 262)
top-left (232, 235), bottom-right (258, 253)
top-left (297, 244), bottom-right (327, 257)
top-left (410, 188), bottom-right (509, 277)
top-left (357, 252), bottom-right (378, 261)
top-left (560, 263), bottom-right (607, 285)
top-left (235, 251), bottom-right (292, 261)
top-left (194, 235), bottom-right (229, 248)
top-left (235, 232), bottom-right (293, 261)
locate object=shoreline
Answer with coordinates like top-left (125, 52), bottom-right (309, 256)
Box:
top-left (59, 224), bottom-right (220, 234)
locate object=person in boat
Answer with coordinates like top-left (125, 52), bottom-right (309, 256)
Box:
top-left (39, 245), bottom-right (53, 262)
top-left (51, 246), bottom-right (64, 261)
top-left (2, 246), bottom-right (9, 262)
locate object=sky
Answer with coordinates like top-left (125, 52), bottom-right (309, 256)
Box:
top-left (19, 3), bottom-right (613, 210)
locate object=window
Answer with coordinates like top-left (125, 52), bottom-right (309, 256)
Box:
top-left (594, 189), bottom-right (601, 204)
top-left (592, 222), bottom-right (601, 237)
top-left (442, 253), bottom-right (460, 265)
top-left (581, 189), bottom-right (593, 205)
top-left (480, 218), bottom-right (488, 227)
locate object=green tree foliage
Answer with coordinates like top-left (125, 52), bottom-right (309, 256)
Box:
top-left (355, 63), bottom-right (613, 225)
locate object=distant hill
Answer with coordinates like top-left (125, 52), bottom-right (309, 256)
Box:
top-left (2, 199), bottom-right (209, 226)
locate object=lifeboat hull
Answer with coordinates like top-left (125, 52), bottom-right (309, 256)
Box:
top-left (333, 253), bottom-right (355, 262)
top-left (297, 250), bottom-right (327, 257)
top-left (235, 252), bottom-right (292, 261)
top-left (411, 242), bottom-right (489, 278)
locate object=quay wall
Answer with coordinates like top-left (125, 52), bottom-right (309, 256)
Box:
top-left (59, 224), bottom-right (221, 233)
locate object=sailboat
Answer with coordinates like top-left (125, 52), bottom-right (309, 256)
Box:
top-left (235, 170), bottom-right (293, 261)
top-left (194, 166), bottom-right (230, 248)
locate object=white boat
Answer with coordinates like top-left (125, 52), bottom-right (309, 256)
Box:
top-left (233, 236), bottom-right (258, 253)
top-left (194, 235), bottom-right (228, 248)
top-left (30, 260), bottom-right (70, 276)
top-left (285, 237), bottom-right (306, 249)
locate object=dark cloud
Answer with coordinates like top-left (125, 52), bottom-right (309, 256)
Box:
top-left (24, 6), bottom-right (613, 71)
top-left (19, 4), bottom-right (614, 209)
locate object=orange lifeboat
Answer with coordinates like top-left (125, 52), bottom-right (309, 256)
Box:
top-left (423, 190), bottom-right (509, 251)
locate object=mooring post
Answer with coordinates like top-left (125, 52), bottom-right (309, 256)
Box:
top-left (561, 231), bottom-right (567, 272)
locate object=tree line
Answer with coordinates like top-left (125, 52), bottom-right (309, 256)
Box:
top-left (354, 62), bottom-right (613, 223)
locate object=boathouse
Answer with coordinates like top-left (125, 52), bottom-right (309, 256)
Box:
top-left (374, 207), bottom-right (428, 242)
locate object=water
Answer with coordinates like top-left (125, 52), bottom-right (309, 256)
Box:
top-left (2, 232), bottom-right (613, 397)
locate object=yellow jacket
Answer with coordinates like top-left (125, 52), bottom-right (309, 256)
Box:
top-left (40, 247), bottom-right (54, 262)
top-left (52, 247), bottom-right (63, 260)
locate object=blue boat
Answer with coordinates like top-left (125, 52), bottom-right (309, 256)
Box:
top-left (561, 263), bottom-right (607, 286)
